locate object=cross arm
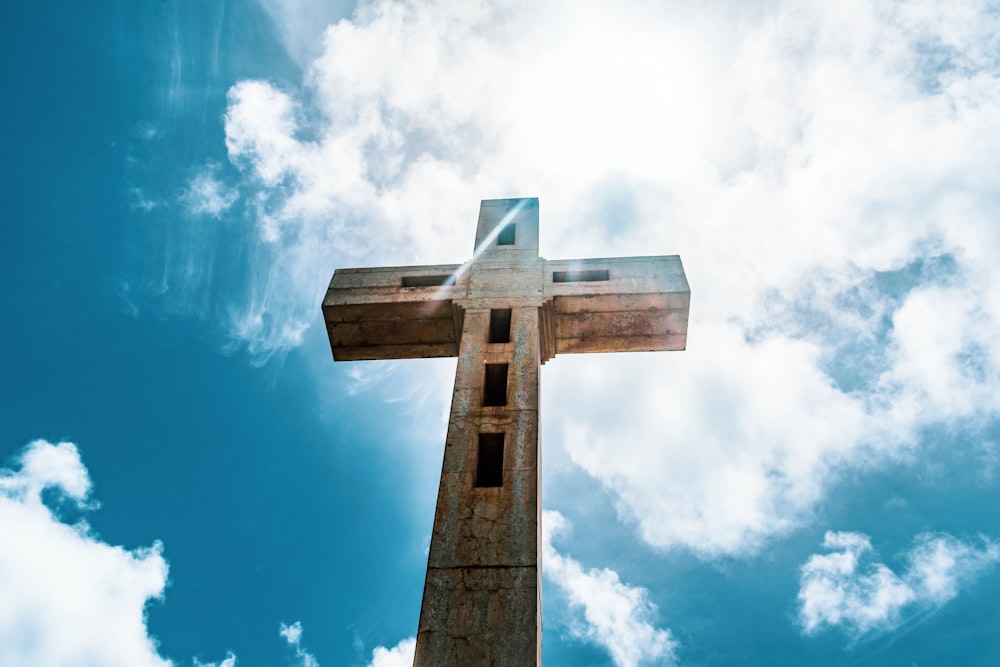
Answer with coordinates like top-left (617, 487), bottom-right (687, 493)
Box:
top-left (542, 255), bottom-right (690, 357)
top-left (323, 263), bottom-right (468, 361)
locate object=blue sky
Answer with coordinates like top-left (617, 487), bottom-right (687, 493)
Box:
top-left (3, 0), bottom-right (1000, 665)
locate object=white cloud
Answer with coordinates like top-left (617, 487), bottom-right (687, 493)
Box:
top-left (280, 621), bottom-right (320, 667)
top-left (0, 440), bottom-right (172, 667)
top-left (207, 0), bottom-right (1000, 553)
top-left (367, 636), bottom-right (416, 667)
top-left (279, 621), bottom-right (303, 645)
top-left (193, 652), bottom-right (238, 667)
top-left (907, 533), bottom-right (1000, 603)
top-left (182, 165), bottom-right (239, 218)
top-left (881, 284), bottom-right (1000, 424)
top-left (0, 440), bottom-right (247, 667)
top-left (543, 510), bottom-right (678, 667)
top-left (798, 530), bottom-right (1000, 637)
top-left (549, 325), bottom-right (870, 557)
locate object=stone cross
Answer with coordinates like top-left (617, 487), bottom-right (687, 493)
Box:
top-left (323, 198), bottom-right (689, 666)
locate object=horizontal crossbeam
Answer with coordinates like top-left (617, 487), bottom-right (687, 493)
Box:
top-left (323, 256), bottom-right (689, 361)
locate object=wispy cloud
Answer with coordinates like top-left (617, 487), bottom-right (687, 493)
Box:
top-left (279, 621), bottom-right (320, 667)
top-left (182, 164), bottom-right (239, 218)
top-left (193, 652), bottom-right (238, 667)
top-left (543, 510), bottom-right (678, 667)
top-left (255, 0), bottom-right (354, 67)
top-left (798, 530), bottom-right (1000, 638)
top-left (130, 186), bottom-right (159, 212)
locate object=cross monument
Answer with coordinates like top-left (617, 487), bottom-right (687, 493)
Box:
top-left (323, 198), bottom-right (689, 665)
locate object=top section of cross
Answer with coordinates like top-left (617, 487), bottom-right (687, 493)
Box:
top-left (474, 197), bottom-right (539, 262)
top-left (323, 197), bottom-right (690, 363)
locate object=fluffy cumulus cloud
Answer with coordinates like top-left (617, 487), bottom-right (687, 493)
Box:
top-left (551, 328), bottom-right (870, 556)
top-left (208, 0), bottom-right (1000, 554)
top-left (543, 510), bottom-right (677, 667)
top-left (0, 440), bottom-right (172, 667)
top-left (367, 636), bottom-right (416, 667)
top-left (798, 530), bottom-right (1000, 637)
top-left (0, 440), bottom-right (249, 667)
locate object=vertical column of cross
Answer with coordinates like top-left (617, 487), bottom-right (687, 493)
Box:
top-left (414, 303), bottom-right (541, 666)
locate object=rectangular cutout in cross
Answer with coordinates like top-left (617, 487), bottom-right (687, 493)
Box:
top-left (552, 269), bottom-right (610, 283)
top-left (402, 275), bottom-right (456, 288)
top-left (496, 224), bottom-right (516, 246)
top-left (483, 363), bottom-right (509, 406)
top-left (488, 309), bottom-right (512, 344)
top-left (475, 433), bottom-right (504, 487)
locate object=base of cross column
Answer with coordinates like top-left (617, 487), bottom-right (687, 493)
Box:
top-left (414, 564), bottom-right (539, 666)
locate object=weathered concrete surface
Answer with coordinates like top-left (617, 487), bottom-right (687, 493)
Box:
top-left (323, 264), bottom-right (467, 361)
top-left (322, 197), bottom-right (690, 666)
top-left (415, 303), bottom-right (541, 666)
top-left (545, 256), bottom-right (689, 355)
top-left (416, 566), bottom-right (538, 666)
